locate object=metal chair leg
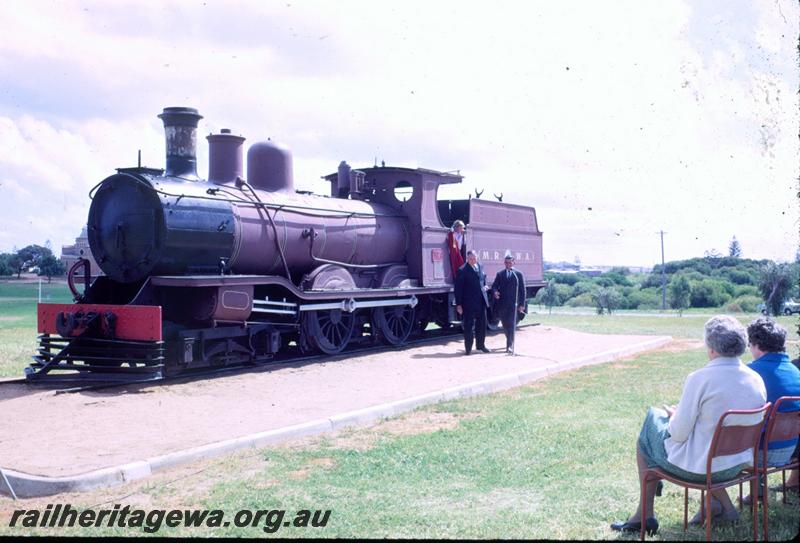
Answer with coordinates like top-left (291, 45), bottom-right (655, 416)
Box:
top-left (739, 482), bottom-right (744, 511)
top-left (781, 470), bottom-right (787, 505)
top-left (762, 476), bottom-right (769, 541)
top-left (640, 473), bottom-right (649, 541)
top-left (751, 479), bottom-right (759, 542)
top-left (683, 487), bottom-right (688, 531)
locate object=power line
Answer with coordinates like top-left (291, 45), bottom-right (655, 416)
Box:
top-left (657, 231), bottom-right (667, 310)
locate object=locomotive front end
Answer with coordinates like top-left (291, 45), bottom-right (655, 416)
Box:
top-left (88, 107), bottom-right (237, 283)
top-left (87, 172), bottom-right (237, 283)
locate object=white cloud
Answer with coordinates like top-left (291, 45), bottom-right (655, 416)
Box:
top-left (0, 0), bottom-right (796, 266)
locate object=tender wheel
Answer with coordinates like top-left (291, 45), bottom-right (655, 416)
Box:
top-left (302, 309), bottom-right (355, 355)
top-left (373, 305), bottom-right (415, 345)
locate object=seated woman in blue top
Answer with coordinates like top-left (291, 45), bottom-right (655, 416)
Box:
top-left (740, 317), bottom-right (800, 504)
top-left (610, 316), bottom-right (767, 535)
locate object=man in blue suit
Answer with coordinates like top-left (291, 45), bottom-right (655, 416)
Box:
top-left (454, 250), bottom-right (490, 355)
top-left (491, 252), bottom-right (526, 353)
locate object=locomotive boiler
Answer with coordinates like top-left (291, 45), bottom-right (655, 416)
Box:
top-left (28, 107), bottom-right (546, 383)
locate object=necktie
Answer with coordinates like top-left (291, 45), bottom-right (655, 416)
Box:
top-left (507, 270), bottom-right (511, 279)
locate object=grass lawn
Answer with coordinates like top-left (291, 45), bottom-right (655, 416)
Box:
top-left (524, 307), bottom-right (799, 344)
top-left (1, 284), bottom-right (798, 537)
top-left (0, 281), bottom-right (72, 378)
top-left (1, 346), bottom-right (798, 539)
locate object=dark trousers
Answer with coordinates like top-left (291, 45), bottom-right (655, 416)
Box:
top-left (462, 305), bottom-right (487, 353)
top-left (499, 307), bottom-right (517, 349)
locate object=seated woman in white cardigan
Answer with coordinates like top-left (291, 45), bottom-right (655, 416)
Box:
top-left (610, 315), bottom-right (767, 535)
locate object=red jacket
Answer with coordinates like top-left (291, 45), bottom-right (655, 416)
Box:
top-left (447, 230), bottom-right (465, 278)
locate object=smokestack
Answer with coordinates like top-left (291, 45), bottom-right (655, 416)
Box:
top-left (207, 129), bottom-right (245, 185)
top-left (157, 107), bottom-right (203, 179)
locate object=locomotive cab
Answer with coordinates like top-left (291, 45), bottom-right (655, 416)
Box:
top-left (324, 165), bottom-right (463, 287)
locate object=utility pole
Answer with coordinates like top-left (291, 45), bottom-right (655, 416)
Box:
top-left (658, 230), bottom-right (667, 310)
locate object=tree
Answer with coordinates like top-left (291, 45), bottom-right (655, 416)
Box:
top-left (539, 279), bottom-right (559, 314)
top-left (14, 244), bottom-right (53, 275)
top-left (759, 262), bottom-right (795, 316)
top-left (8, 252), bottom-right (23, 278)
top-left (592, 286), bottom-right (621, 315)
top-left (38, 254), bottom-right (65, 283)
top-left (0, 253), bottom-right (14, 276)
top-left (728, 236), bottom-right (742, 258)
top-left (703, 249), bottom-right (723, 269)
top-left (668, 274), bottom-right (691, 316)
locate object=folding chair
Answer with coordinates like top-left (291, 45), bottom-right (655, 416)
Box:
top-left (640, 403), bottom-right (771, 541)
top-left (757, 396), bottom-right (800, 541)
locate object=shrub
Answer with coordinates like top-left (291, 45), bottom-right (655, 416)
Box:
top-left (640, 274), bottom-right (664, 289)
top-left (723, 302), bottom-right (743, 313)
top-left (722, 268), bottom-right (757, 285)
top-left (731, 295), bottom-right (762, 313)
top-left (733, 285), bottom-right (759, 298)
top-left (690, 279), bottom-right (732, 307)
top-left (570, 281), bottom-right (595, 298)
top-left (554, 284), bottom-right (572, 305)
top-left (565, 292), bottom-right (595, 307)
top-left (549, 272), bottom-right (579, 285)
top-left (599, 271), bottom-right (632, 287)
top-left (627, 288), bottom-right (662, 310)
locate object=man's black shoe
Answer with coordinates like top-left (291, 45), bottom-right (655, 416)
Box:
top-left (478, 347), bottom-right (490, 353)
top-left (465, 350), bottom-right (471, 356)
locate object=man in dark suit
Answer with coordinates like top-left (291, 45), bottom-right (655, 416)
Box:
top-left (454, 250), bottom-right (490, 355)
top-left (491, 251), bottom-right (526, 353)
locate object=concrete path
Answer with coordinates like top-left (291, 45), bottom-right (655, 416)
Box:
top-left (0, 326), bottom-right (670, 497)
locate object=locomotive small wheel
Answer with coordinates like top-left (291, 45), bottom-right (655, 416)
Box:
top-left (302, 309), bottom-right (355, 355)
top-left (372, 305), bottom-right (415, 346)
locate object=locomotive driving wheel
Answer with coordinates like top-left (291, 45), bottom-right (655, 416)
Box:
top-left (302, 309), bottom-right (355, 355)
top-left (372, 305), bottom-right (415, 346)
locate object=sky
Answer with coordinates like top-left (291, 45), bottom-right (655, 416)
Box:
top-left (0, 0), bottom-right (797, 268)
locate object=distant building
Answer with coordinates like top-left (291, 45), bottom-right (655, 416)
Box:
top-left (61, 226), bottom-right (103, 277)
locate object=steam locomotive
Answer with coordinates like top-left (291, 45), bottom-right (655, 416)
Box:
top-left (27, 107), bottom-right (545, 383)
